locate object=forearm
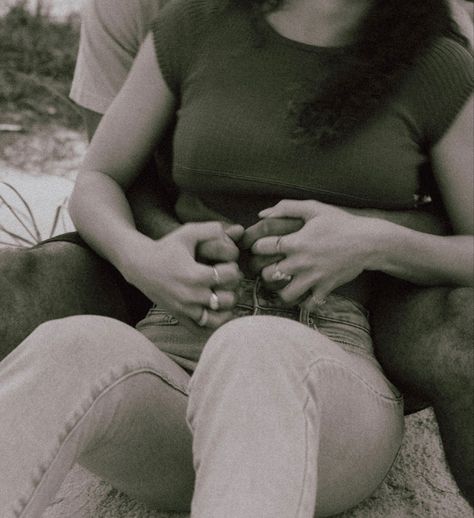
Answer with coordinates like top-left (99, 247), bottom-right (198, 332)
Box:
top-left (368, 218), bottom-right (473, 286)
top-left (126, 158), bottom-right (180, 240)
top-left (69, 170), bottom-right (150, 277)
top-left (345, 207), bottom-right (450, 235)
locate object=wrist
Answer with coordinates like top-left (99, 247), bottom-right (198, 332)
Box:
top-left (113, 230), bottom-right (154, 280)
top-left (362, 217), bottom-right (397, 271)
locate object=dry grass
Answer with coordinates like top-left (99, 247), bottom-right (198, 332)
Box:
top-left (0, 1), bottom-right (82, 129)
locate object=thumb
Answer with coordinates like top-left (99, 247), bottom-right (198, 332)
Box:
top-left (259, 200), bottom-right (323, 222)
top-left (225, 224), bottom-right (245, 243)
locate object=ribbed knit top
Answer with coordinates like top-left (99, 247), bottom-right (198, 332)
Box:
top-left (152, 0), bottom-right (473, 228)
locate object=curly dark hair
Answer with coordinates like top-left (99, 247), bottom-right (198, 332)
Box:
top-left (231, 0), bottom-right (465, 146)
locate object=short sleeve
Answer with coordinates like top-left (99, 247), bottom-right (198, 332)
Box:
top-left (400, 38), bottom-right (474, 147)
top-left (70, 0), bottom-right (165, 113)
top-left (151, 0), bottom-right (216, 96)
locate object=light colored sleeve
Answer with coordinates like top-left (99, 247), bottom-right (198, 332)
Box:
top-left (69, 0), bottom-right (165, 114)
top-left (450, 0), bottom-right (474, 47)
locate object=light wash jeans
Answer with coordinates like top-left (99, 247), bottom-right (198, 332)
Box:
top-left (0, 281), bottom-right (403, 517)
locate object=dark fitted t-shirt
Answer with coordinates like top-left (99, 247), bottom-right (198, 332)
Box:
top-left (151, 0), bottom-right (473, 303)
top-left (152, 0), bottom-right (473, 229)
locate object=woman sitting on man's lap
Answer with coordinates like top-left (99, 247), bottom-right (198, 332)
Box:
top-left (0, 0), bottom-right (472, 516)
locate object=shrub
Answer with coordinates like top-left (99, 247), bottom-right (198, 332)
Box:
top-left (0, 1), bottom-right (82, 127)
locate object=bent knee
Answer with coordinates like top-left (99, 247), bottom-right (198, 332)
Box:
top-left (200, 315), bottom-right (327, 372)
top-left (31, 315), bottom-right (147, 368)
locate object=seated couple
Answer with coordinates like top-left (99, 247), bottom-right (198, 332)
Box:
top-left (0, 0), bottom-right (472, 516)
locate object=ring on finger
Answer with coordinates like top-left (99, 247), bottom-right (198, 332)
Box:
top-left (209, 291), bottom-right (220, 311)
top-left (212, 266), bottom-right (220, 285)
top-left (311, 294), bottom-right (326, 307)
top-left (276, 235), bottom-right (284, 255)
top-left (197, 308), bottom-right (209, 327)
top-left (271, 264), bottom-right (292, 283)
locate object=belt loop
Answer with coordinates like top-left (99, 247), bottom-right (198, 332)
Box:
top-left (299, 306), bottom-right (310, 325)
top-left (252, 277), bottom-right (260, 315)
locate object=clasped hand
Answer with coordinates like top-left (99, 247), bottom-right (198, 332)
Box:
top-left (124, 222), bottom-right (244, 330)
top-left (125, 199), bottom-right (375, 329)
top-left (244, 200), bottom-right (376, 309)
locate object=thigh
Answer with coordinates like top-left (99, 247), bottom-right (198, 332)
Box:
top-left (267, 317), bottom-right (404, 516)
top-left (0, 237), bottom-right (149, 359)
top-left (79, 370), bottom-right (194, 512)
top-left (309, 349), bottom-right (403, 515)
top-left (192, 315), bottom-right (404, 516)
top-left (0, 315), bottom-right (193, 516)
top-left (370, 279), bottom-right (472, 404)
top-left (75, 319), bottom-right (194, 511)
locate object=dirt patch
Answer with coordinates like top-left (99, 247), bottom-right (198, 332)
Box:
top-left (0, 122), bottom-right (86, 178)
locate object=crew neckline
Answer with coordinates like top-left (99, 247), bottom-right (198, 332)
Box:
top-left (260, 14), bottom-right (350, 54)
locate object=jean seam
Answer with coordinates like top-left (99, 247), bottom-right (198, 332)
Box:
top-left (295, 395), bottom-right (311, 518)
top-left (19, 367), bottom-right (188, 517)
top-left (326, 337), bottom-right (370, 352)
top-left (302, 357), bottom-right (402, 403)
top-left (314, 315), bottom-right (370, 333)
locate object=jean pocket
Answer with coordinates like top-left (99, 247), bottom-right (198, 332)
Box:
top-left (136, 306), bottom-right (179, 329)
top-left (307, 314), bottom-right (374, 359)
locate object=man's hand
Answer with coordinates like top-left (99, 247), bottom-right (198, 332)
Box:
top-left (197, 224), bottom-right (245, 265)
top-left (241, 217), bottom-right (304, 289)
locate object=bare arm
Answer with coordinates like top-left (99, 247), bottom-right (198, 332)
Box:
top-left (70, 34), bottom-right (242, 328)
top-left (252, 96), bottom-right (473, 302)
top-left (80, 106), bottom-right (180, 240)
top-left (70, 35), bottom-right (177, 268)
top-left (363, 95), bottom-right (474, 286)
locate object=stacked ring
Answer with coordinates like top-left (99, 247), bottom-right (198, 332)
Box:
top-left (311, 294), bottom-right (326, 307)
top-left (197, 308), bottom-right (209, 327)
top-left (209, 291), bottom-right (220, 311)
top-left (271, 266), bottom-right (292, 283)
top-left (276, 235), bottom-right (284, 254)
top-left (212, 266), bottom-right (220, 285)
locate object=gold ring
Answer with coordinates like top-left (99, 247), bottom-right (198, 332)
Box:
top-left (311, 294), bottom-right (326, 307)
top-left (271, 265), bottom-right (292, 283)
top-left (212, 266), bottom-right (220, 285)
top-left (197, 308), bottom-right (209, 327)
top-left (276, 235), bottom-right (283, 254)
top-left (209, 291), bottom-right (219, 311)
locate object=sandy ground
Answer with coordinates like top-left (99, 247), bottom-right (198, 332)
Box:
top-left (1, 125), bottom-right (472, 517)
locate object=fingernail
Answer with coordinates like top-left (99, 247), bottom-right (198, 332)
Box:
top-left (258, 209), bottom-right (272, 218)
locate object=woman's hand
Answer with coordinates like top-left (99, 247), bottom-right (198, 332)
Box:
top-left (253, 200), bottom-right (379, 307)
top-left (122, 222), bottom-right (244, 329)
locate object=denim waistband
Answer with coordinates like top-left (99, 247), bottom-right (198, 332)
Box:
top-left (137, 279), bottom-right (374, 368)
top-left (233, 278), bottom-right (373, 358)
top-left (234, 278), bottom-right (368, 321)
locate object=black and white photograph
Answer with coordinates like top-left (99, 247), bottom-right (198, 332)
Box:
top-left (1, 0), bottom-right (473, 516)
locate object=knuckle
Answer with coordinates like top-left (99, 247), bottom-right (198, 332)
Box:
top-left (283, 238), bottom-right (295, 253)
top-left (175, 289), bottom-right (190, 305)
top-left (180, 222), bottom-right (194, 235)
top-left (261, 219), bottom-right (272, 234)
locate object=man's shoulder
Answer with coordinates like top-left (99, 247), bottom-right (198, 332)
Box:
top-left (83, 0), bottom-right (165, 51)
